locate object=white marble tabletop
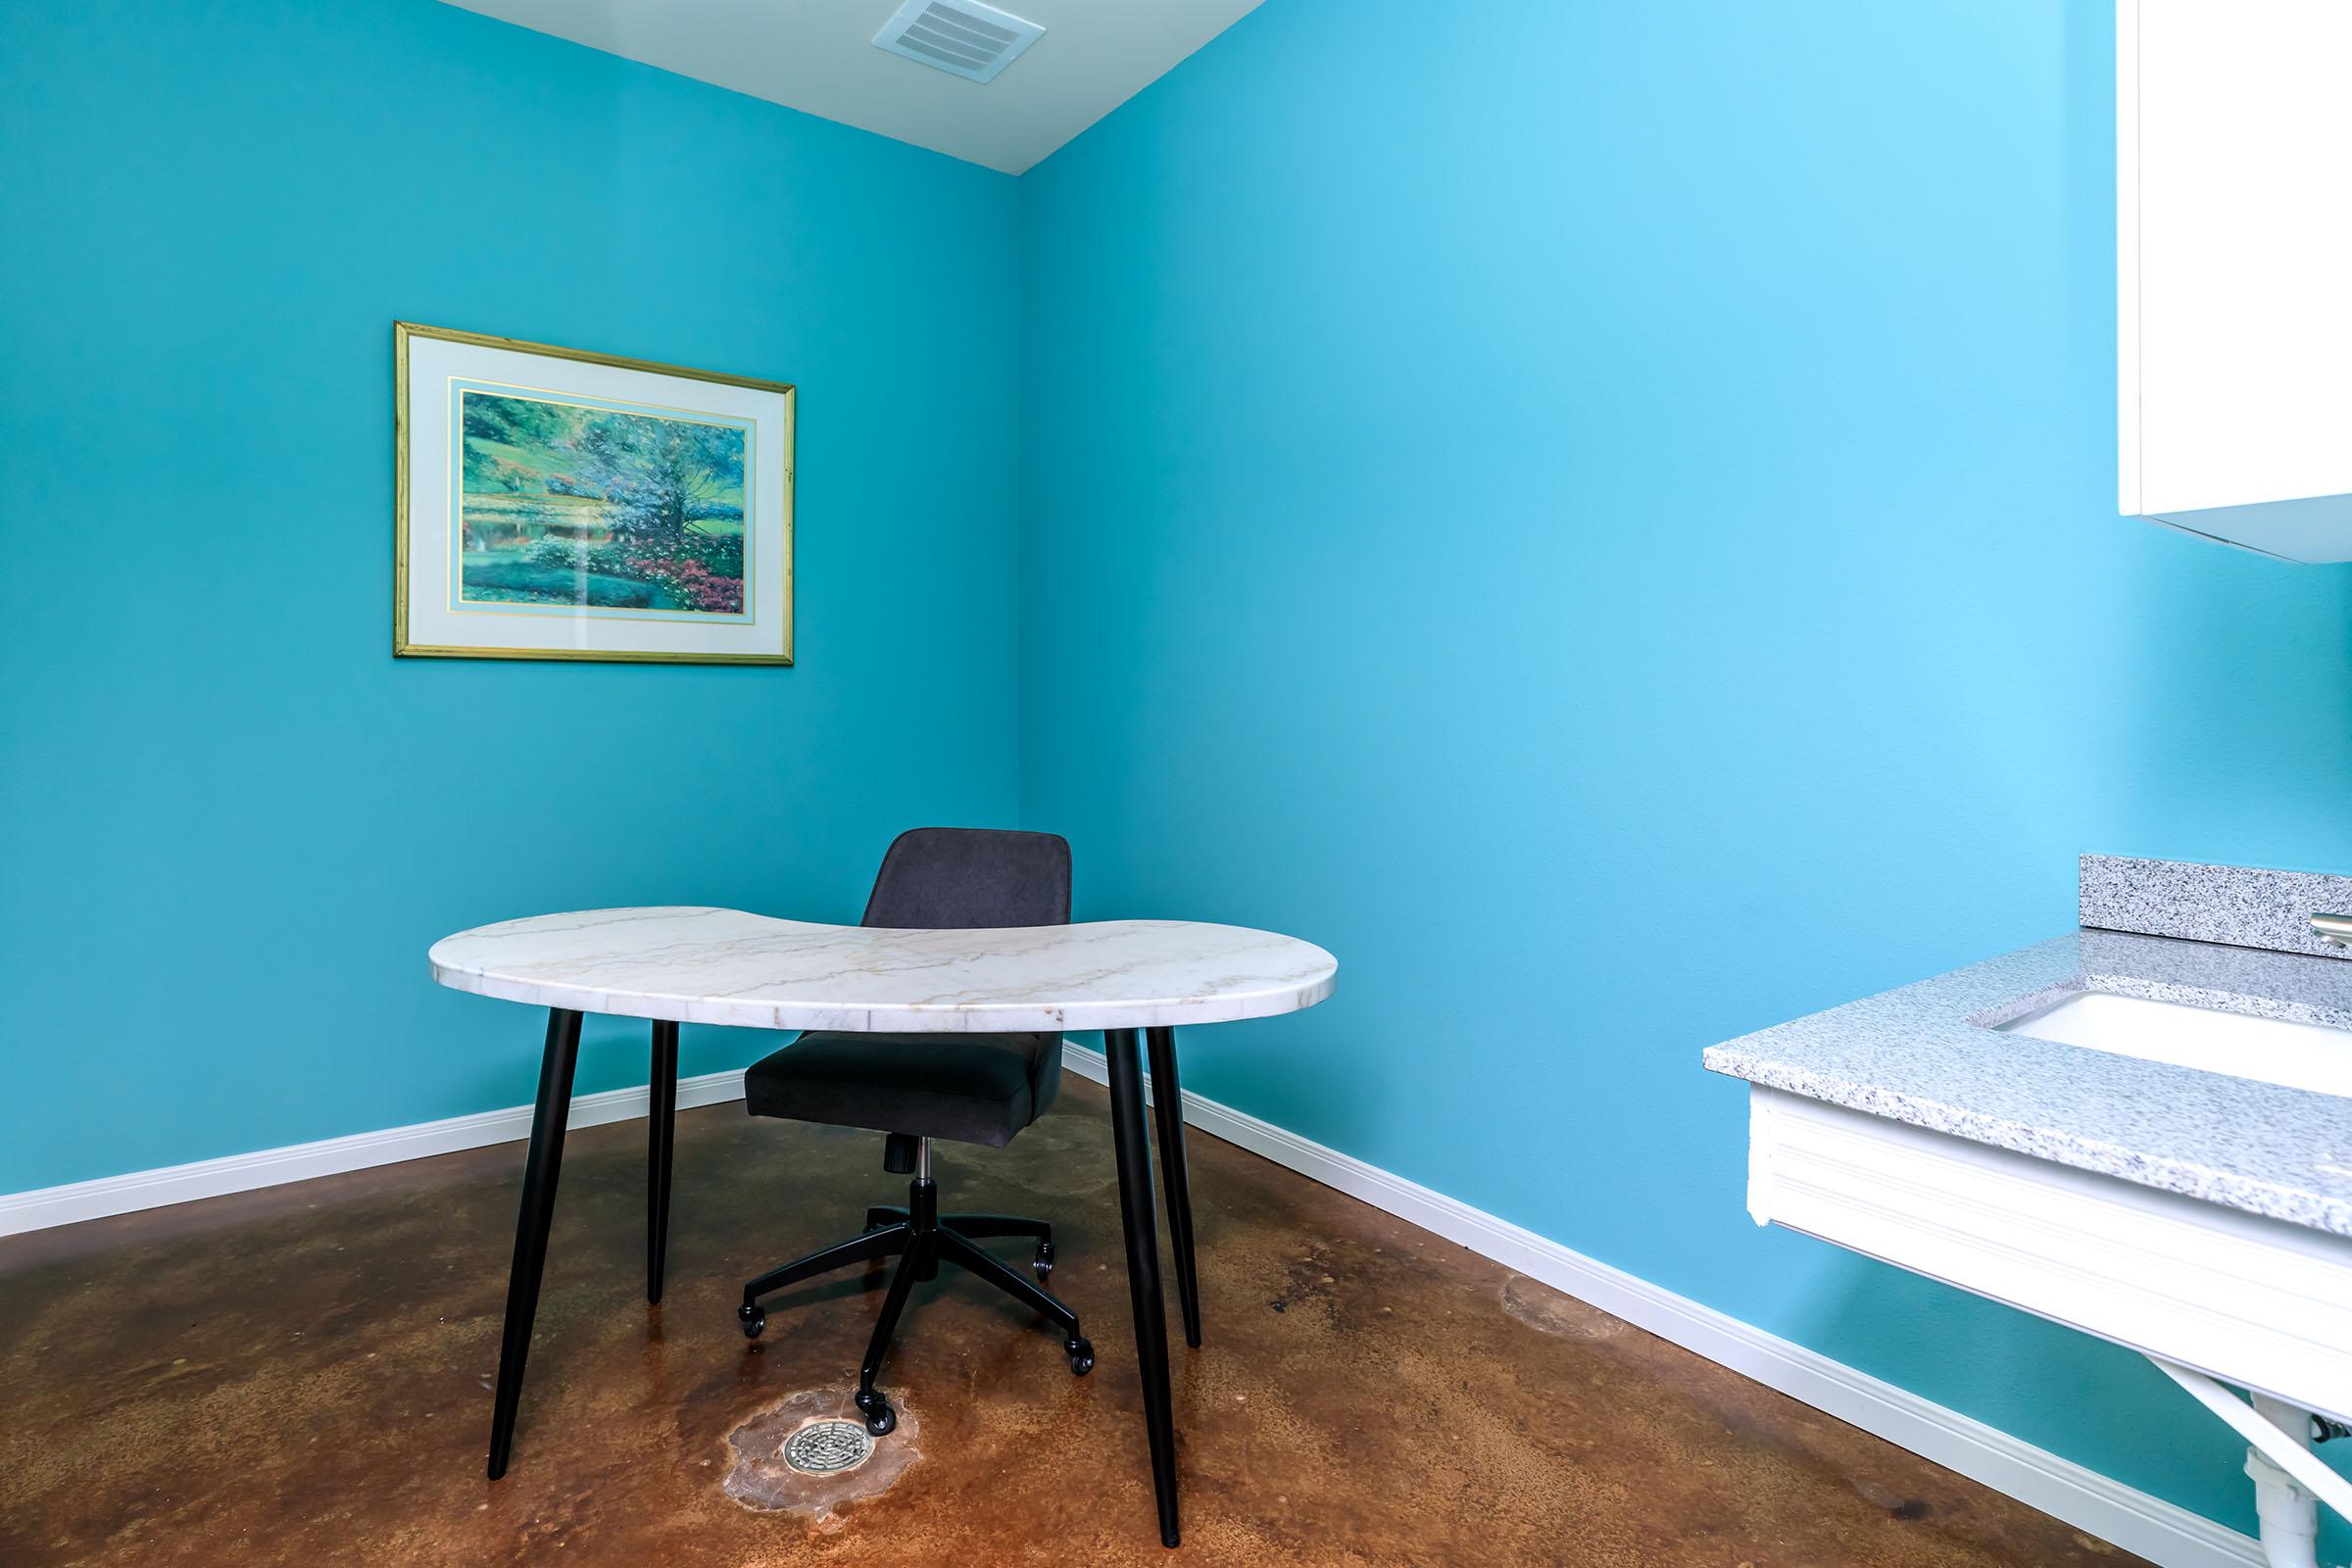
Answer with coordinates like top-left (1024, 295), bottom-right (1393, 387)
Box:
top-left (429, 906), bottom-right (1338, 1033)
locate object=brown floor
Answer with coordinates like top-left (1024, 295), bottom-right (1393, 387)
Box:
top-left (0, 1078), bottom-right (2146, 1567)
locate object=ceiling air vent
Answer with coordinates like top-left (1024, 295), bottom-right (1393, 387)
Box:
top-left (872, 0), bottom-right (1044, 83)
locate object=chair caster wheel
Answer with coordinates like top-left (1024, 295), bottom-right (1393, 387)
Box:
top-left (1066, 1335), bottom-right (1094, 1376)
top-left (1034, 1240), bottom-right (1055, 1280)
top-left (854, 1388), bottom-right (896, 1436)
top-left (738, 1302), bottom-right (765, 1339)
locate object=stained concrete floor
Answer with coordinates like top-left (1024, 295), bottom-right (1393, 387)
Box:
top-left (0, 1076), bottom-right (2147, 1567)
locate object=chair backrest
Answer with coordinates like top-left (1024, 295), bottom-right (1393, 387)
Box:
top-left (860, 828), bottom-right (1071, 930)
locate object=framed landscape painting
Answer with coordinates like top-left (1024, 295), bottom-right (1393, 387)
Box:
top-left (395, 322), bottom-right (794, 663)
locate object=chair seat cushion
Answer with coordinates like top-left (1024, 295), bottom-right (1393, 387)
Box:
top-left (744, 1031), bottom-right (1062, 1148)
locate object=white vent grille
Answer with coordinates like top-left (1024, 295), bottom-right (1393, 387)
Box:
top-left (872, 0), bottom-right (1043, 83)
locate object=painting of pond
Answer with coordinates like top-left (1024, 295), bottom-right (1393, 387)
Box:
top-left (457, 389), bottom-right (748, 616)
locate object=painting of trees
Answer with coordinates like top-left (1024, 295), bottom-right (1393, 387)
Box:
top-left (456, 390), bottom-right (749, 615)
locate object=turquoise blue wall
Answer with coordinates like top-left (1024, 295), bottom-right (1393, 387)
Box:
top-left (1018, 0), bottom-right (2352, 1537)
top-left (13, 0), bottom-right (2352, 1542)
top-left (0, 0), bottom-right (1022, 1192)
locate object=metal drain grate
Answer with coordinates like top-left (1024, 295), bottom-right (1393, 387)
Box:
top-left (780, 1419), bottom-right (874, 1475)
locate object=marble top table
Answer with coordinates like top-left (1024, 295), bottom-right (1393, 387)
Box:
top-left (432, 906), bottom-right (1336, 1548)
top-left (429, 906), bottom-right (1338, 1032)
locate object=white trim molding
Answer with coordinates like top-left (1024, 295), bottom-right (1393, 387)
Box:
top-left (1061, 1041), bottom-right (2265, 1568)
top-left (0, 1070), bottom-right (746, 1238)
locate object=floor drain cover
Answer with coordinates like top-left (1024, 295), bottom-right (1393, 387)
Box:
top-left (726, 1392), bottom-right (916, 1517)
top-left (780, 1419), bottom-right (874, 1475)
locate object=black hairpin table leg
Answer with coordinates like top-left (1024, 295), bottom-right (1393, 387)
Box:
top-left (647, 1019), bottom-right (678, 1303)
top-left (486, 1006), bottom-right (582, 1480)
top-left (1145, 1025), bottom-right (1202, 1348)
top-left (1105, 1027), bottom-right (1181, 1546)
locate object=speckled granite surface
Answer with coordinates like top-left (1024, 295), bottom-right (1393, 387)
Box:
top-left (2081, 854), bottom-right (2352, 959)
top-left (1703, 929), bottom-right (2352, 1237)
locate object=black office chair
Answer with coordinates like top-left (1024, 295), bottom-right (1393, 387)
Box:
top-left (735, 827), bottom-right (1092, 1437)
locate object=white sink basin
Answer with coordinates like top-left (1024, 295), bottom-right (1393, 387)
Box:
top-left (1998, 989), bottom-right (2352, 1098)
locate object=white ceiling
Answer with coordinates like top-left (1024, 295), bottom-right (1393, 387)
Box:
top-left (442, 0), bottom-right (1265, 174)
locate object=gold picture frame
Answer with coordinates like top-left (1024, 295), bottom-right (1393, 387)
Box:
top-left (395, 321), bottom-right (795, 664)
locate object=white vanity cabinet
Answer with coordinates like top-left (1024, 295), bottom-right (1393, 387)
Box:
top-left (2118, 0), bottom-right (2352, 563)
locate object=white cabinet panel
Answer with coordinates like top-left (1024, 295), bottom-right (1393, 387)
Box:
top-left (2119, 0), bottom-right (2352, 563)
top-left (1746, 1088), bottom-right (2352, 1424)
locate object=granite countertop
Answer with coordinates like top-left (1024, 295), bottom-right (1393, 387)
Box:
top-left (1703, 929), bottom-right (2352, 1238)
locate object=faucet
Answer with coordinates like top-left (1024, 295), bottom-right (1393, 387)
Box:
top-left (2309, 913), bottom-right (2352, 948)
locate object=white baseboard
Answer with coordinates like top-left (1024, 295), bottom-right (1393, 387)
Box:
top-left (1061, 1042), bottom-right (2263, 1568)
top-left (0, 1069), bottom-right (747, 1239)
